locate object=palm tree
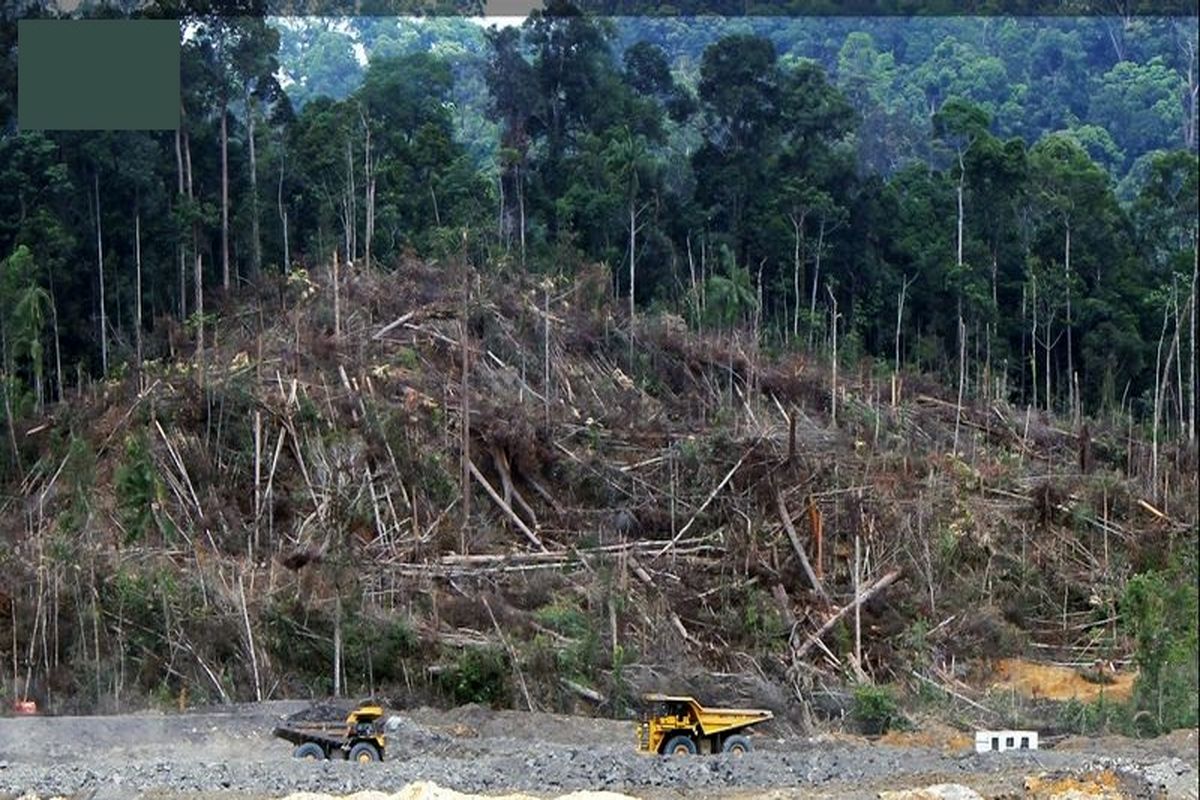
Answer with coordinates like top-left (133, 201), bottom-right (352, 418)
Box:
top-left (706, 258), bottom-right (757, 330)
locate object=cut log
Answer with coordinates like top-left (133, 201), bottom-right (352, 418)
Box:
top-left (793, 569), bottom-right (901, 658)
top-left (561, 678), bottom-right (605, 704)
top-left (654, 443), bottom-right (755, 557)
top-left (468, 459), bottom-right (547, 552)
top-left (776, 489), bottom-right (829, 604)
top-left (372, 311), bottom-right (415, 340)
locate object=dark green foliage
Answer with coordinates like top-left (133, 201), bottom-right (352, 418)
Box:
top-left (852, 683), bottom-right (906, 735)
top-left (1121, 562), bottom-right (1199, 733)
top-left (0, 8), bottom-right (1194, 422)
top-left (534, 597), bottom-right (602, 680)
top-left (343, 615), bottom-right (419, 686)
top-left (437, 647), bottom-right (511, 707)
top-left (114, 433), bottom-right (161, 544)
top-left (1057, 695), bottom-right (1135, 737)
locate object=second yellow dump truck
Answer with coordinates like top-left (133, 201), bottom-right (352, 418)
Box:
top-left (637, 694), bottom-right (773, 755)
top-left (273, 704), bottom-right (388, 762)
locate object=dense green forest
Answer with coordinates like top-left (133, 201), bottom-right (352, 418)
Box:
top-left (1, 2), bottom-right (1197, 483)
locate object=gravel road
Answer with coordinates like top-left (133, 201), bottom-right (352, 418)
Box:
top-left (0, 702), bottom-right (1194, 799)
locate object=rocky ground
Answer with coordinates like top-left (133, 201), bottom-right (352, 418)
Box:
top-left (0, 702), bottom-right (1195, 800)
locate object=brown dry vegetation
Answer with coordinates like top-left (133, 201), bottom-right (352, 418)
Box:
top-left (0, 258), bottom-right (1195, 730)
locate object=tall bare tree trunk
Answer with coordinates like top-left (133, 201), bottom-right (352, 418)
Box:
top-left (686, 233), bottom-right (697, 323)
top-left (346, 137), bottom-right (356, 262)
top-left (1065, 222), bottom-right (1075, 423)
top-left (1031, 276), bottom-right (1038, 411)
top-left (332, 593), bottom-right (342, 698)
top-left (1190, 228), bottom-right (1197, 445)
top-left (174, 129), bottom-right (187, 321)
top-left (956, 158), bottom-right (965, 270)
top-left (790, 211), bottom-right (806, 341)
top-left (93, 172), bottom-right (108, 377)
top-left (362, 116), bottom-right (374, 270)
top-left (808, 217), bottom-right (827, 351)
top-left (183, 121), bottom-right (203, 377)
top-left (497, 168), bottom-right (505, 247)
top-left (628, 196), bottom-right (636, 369)
top-left (987, 251), bottom-right (998, 402)
top-left (278, 150), bottom-right (289, 272)
top-left (954, 158), bottom-right (966, 427)
top-left (894, 275), bottom-right (912, 407)
top-left (195, 252), bottom-right (205, 373)
top-left (246, 86), bottom-right (261, 277)
top-left (135, 210), bottom-right (143, 387)
top-left (220, 101), bottom-right (230, 291)
top-left (954, 316), bottom-right (966, 456)
top-left (332, 249), bottom-right (341, 340)
top-left (1152, 303), bottom-right (1179, 494)
top-left (47, 271), bottom-right (62, 403)
top-left (828, 285), bottom-right (838, 428)
top-left (460, 270), bottom-right (472, 548)
top-left (517, 165), bottom-right (526, 267)
top-left (1045, 312), bottom-right (1052, 414)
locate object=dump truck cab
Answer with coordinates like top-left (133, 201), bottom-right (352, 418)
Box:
top-left (637, 693), bottom-right (772, 756)
top-left (344, 704), bottom-right (387, 761)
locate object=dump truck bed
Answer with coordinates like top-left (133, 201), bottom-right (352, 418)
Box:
top-left (272, 721), bottom-right (348, 750)
top-left (641, 693), bottom-right (773, 735)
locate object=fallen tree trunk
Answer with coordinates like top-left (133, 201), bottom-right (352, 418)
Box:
top-left (776, 489), bottom-right (829, 604)
top-left (468, 459), bottom-right (548, 552)
top-left (793, 569), bottom-right (902, 659)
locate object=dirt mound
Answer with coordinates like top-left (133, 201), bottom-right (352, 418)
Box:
top-left (879, 725), bottom-right (974, 753)
top-left (1023, 769), bottom-right (1124, 799)
top-left (989, 659), bottom-right (1136, 703)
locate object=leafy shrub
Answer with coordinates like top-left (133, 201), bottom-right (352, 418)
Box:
top-left (1057, 695), bottom-right (1133, 736)
top-left (1121, 563), bottom-right (1199, 733)
top-left (535, 598), bottom-right (591, 639)
top-left (437, 647), bottom-right (510, 707)
top-left (533, 597), bottom-right (600, 680)
top-left (114, 433), bottom-right (161, 544)
top-left (852, 683), bottom-right (904, 735)
top-left (741, 587), bottom-right (788, 651)
top-left (343, 615), bottom-right (418, 686)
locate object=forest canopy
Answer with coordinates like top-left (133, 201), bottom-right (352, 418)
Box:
top-left (0, 3), bottom-right (1197, 469)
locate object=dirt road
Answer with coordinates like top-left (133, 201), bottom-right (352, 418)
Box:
top-left (0, 702), bottom-right (1194, 799)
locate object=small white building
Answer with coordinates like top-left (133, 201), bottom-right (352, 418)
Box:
top-left (975, 730), bottom-right (1038, 753)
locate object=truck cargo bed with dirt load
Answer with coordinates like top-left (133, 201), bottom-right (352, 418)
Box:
top-left (637, 694), bottom-right (773, 756)
top-left (273, 703), bottom-right (388, 762)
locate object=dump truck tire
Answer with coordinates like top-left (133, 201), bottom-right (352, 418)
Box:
top-left (349, 742), bottom-right (381, 763)
top-left (293, 742), bottom-right (326, 760)
top-left (663, 734), bottom-right (697, 756)
top-left (722, 734), bottom-right (752, 755)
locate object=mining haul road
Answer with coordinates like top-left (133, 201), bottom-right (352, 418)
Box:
top-left (0, 701), bottom-right (1195, 799)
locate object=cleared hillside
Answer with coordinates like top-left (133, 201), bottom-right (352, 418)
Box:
top-left (0, 257), bottom-right (1195, 736)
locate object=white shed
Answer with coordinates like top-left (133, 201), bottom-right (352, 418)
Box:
top-left (975, 730), bottom-right (1038, 752)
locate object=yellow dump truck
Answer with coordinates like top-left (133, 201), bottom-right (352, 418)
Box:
top-left (636, 694), bottom-right (773, 755)
top-left (273, 704), bottom-right (388, 762)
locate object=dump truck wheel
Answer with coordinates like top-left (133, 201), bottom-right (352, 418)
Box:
top-left (663, 734), bottom-right (697, 756)
top-left (349, 742), bottom-right (381, 763)
top-left (293, 742), bottom-right (326, 760)
top-left (722, 735), bottom-right (752, 755)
